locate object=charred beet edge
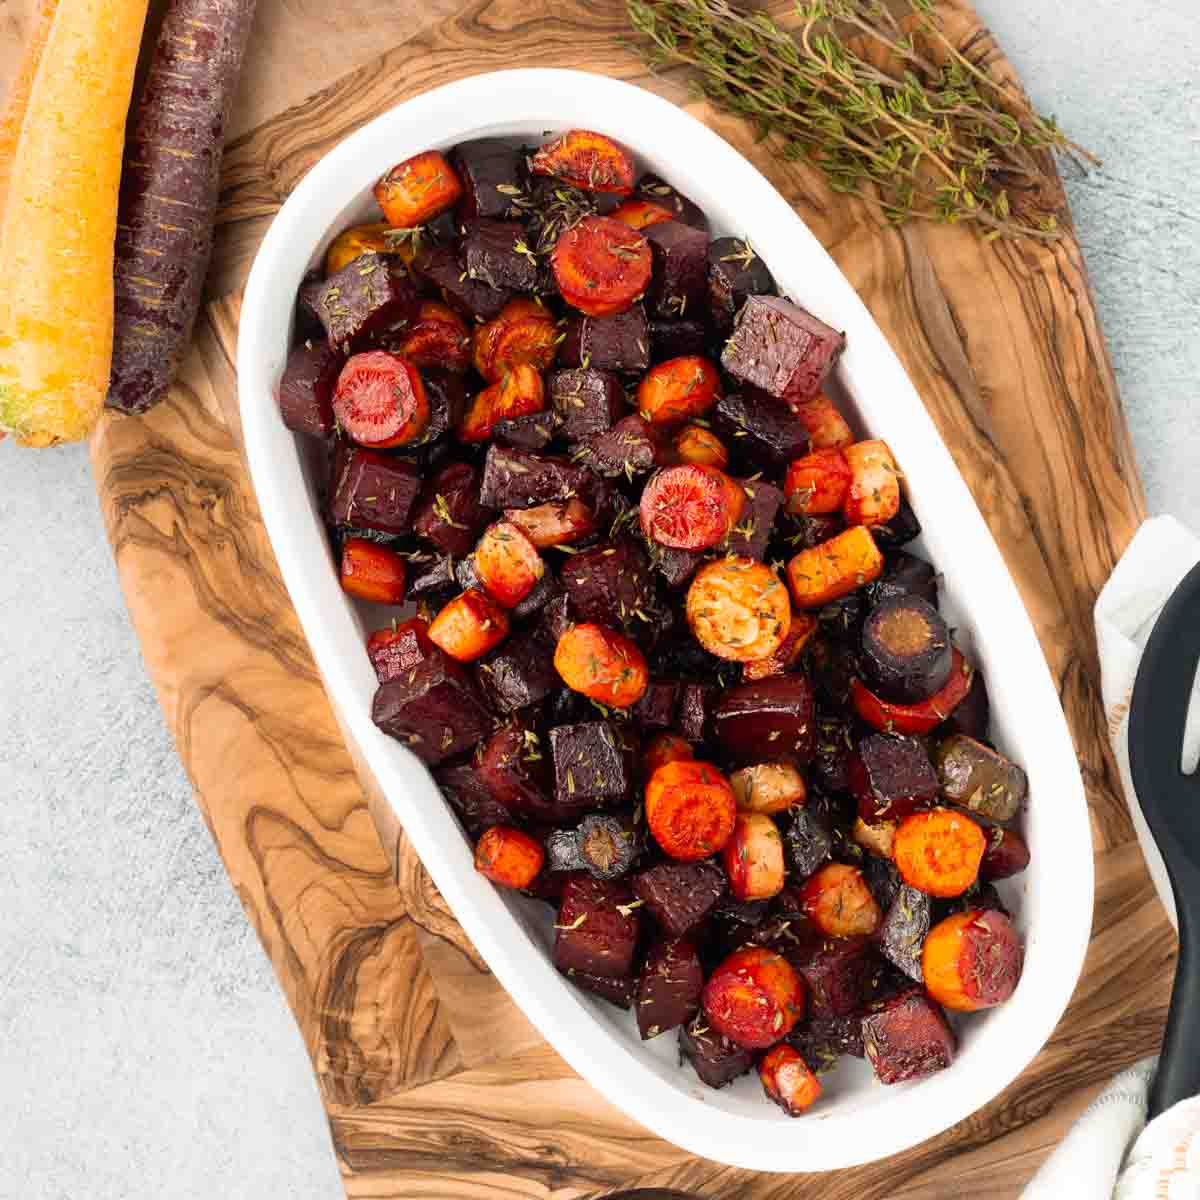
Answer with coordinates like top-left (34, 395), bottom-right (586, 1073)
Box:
top-left (494, 410), bottom-right (559, 450)
top-left (476, 624), bottom-right (558, 714)
top-left (413, 242), bottom-right (512, 322)
top-left (638, 936), bottom-right (704, 1039)
top-left (707, 237), bottom-right (776, 338)
top-left (553, 875), bottom-right (640, 979)
top-left (574, 414), bottom-right (657, 479)
top-left (861, 595), bottom-right (953, 704)
top-left (278, 339), bottom-right (342, 438)
top-left (679, 1013), bottom-right (754, 1089)
top-left (549, 367), bottom-right (624, 441)
top-left (329, 449), bottom-right (422, 534)
top-left (712, 389), bottom-right (809, 470)
top-left (862, 989), bottom-right (956, 1084)
top-left (725, 478), bottom-right (782, 561)
top-left (461, 219), bottom-right (540, 293)
top-left (939, 669), bottom-right (991, 742)
top-left (870, 499), bottom-right (923, 549)
top-left (632, 860), bottom-right (727, 936)
top-left (436, 763), bottom-right (514, 838)
top-left (412, 461), bottom-right (491, 557)
top-left (557, 305), bottom-right (650, 374)
top-left (478, 445), bottom-right (593, 510)
top-left (877, 883), bottom-right (932, 982)
top-left (477, 720), bottom-right (557, 824)
top-left (451, 138), bottom-right (525, 220)
top-left (549, 722), bottom-right (634, 817)
top-left (849, 733), bottom-right (939, 823)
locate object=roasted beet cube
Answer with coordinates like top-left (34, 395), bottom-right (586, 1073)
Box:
top-left (575, 414), bottom-right (657, 479)
top-left (476, 625), bottom-right (558, 714)
top-left (713, 389), bottom-right (810, 470)
top-left (510, 570), bottom-right (562, 623)
top-left (412, 461), bottom-right (491, 556)
top-left (862, 989), bottom-right (956, 1084)
top-left (451, 138), bottom-right (525, 220)
top-left (477, 720), bottom-right (556, 823)
top-left (407, 553), bottom-right (457, 600)
top-left (784, 935), bottom-right (875, 1018)
top-left (296, 273), bottom-right (325, 341)
top-left (560, 967), bottom-right (636, 1009)
top-left (560, 539), bottom-right (654, 635)
top-left (644, 221), bottom-right (708, 321)
top-left (866, 551), bottom-right (939, 610)
top-left (939, 669), bottom-right (992, 742)
top-left (722, 296), bottom-right (846, 406)
top-left (413, 242), bottom-right (512, 322)
top-left (714, 676), bottom-right (816, 763)
top-left (329, 449), bottom-right (422, 534)
top-left (648, 318), bottom-right (708, 363)
top-left (789, 1014), bottom-right (865, 1072)
top-left (548, 367), bottom-right (625, 441)
top-left (478, 446), bottom-right (592, 511)
top-left (553, 875), bottom-right (640, 979)
top-left (632, 860), bottom-right (727, 937)
top-left (650, 544), bottom-right (703, 590)
top-left (494, 410), bottom-right (559, 450)
top-left (278, 339), bottom-right (342, 438)
top-left (314, 253), bottom-right (419, 351)
top-left (634, 678), bottom-right (679, 730)
top-left (726, 479), bottom-right (782, 561)
top-left (368, 620), bottom-right (435, 682)
top-left (436, 763), bottom-right (514, 838)
top-left (679, 1013), bottom-right (754, 1089)
top-left (782, 804), bottom-right (833, 879)
top-left (878, 883), bottom-right (932, 982)
top-left (676, 681), bottom-right (713, 743)
top-left (634, 174), bottom-right (708, 229)
top-left (637, 936), bottom-right (704, 1039)
top-left (372, 654), bottom-right (492, 765)
top-left (550, 721), bottom-right (633, 815)
top-left (812, 712), bottom-right (852, 793)
top-left (461, 219), bottom-right (539, 292)
top-left (558, 305), bottom-right (650, 375)
top-left (849, 734), bottom-right (938, 822)
top-left (780, 512), bottom-right (845, 554)
top-left (870, 499), bottom-right (923, 550)
top-left (707, 237), bottom-right (776, 338)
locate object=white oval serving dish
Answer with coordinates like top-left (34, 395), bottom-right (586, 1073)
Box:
top-left (238, 68), bottom-right (1092, 1173)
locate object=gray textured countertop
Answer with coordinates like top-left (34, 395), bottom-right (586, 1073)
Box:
top-left (1, 4), bottom-right (1196, 1196)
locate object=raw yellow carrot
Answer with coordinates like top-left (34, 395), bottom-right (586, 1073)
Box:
top-left (0, 0), bottom-right (149, 446)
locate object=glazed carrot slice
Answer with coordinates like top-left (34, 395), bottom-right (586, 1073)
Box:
top-left (475, 825), bottom-right (545, 890)
top-left (474, 520), bottom-right (544, 609)
top-left (786, 526), bottom-right (883, 609)
top-left (374, 150), bottom-right (462, 227)
top-left (722, 811), bottom-right (786, 901)
top-left (893, 808), bottom-right (987, 898)
top-left (458, 363), bottom-right (545, 443)
top-left (645, 759), bottom-right (737, 862)
top-left (760, 1044), bottom-right (823, 1116)
top-left (791, 392), bottom-right (853, 450)
top-left (504, 499), bottom-right (596, 549)
top-left (798, 862), bottom-right (881, 937)
top-left (640, 464), bottom-right (746, 550)
top-left (610, 196), bottom-right (674, 230)
top-left (334, 351), bottom-right (429, 448)
top-left (742, 611), bottom-right (819, 681)
top-left (702, 946), bottom-right (804, 1049)
top-left (428, 589), bottom-right (510, 661)
top-left (552, 215), bottom-right (651, 317)
top-left (554, 623), bottom-right (649, 708)
top-left (396, 301), bottom-right (470, 372)
top-left (922, 909), bottom-right (1023, 1011)
top-left (340, 539), bottom-right (407, 605)
top-left (674, 424), bottom-right (728, 469)
top-left (843, 439), bottom-right (901, 527)
top-left (637, 356), bottom-right (721, 426)
top-left (685, 558), bottom-right (791, 663)
top-left (785, 449), bottom-right (853, 515)
top-left (472, 298), bottom-right (554, 381)
top-left (324, 222), bottom-right (407, 276)
top-left (530, 130), bottom-right (635, 195)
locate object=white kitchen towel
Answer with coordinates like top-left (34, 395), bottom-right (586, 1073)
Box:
top-left (1020, 516), bottom-right (1200, 1198)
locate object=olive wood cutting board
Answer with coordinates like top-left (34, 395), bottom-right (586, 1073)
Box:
top-left (80, 0), bottom-right (1173, 1194)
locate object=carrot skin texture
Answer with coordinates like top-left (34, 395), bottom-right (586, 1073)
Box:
top-left (106, 0), bottom-right (259, 414)
top-left (0, 0), bottom-right (60, 218)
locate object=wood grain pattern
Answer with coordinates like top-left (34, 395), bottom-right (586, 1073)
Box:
top-left (79, 0), bottom-right (1169, 1194)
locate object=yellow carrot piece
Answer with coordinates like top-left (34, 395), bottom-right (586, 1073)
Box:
top-left (0, 0), bottom-right (60, 218)
top-left (0, 0), bottom-right (149, 446)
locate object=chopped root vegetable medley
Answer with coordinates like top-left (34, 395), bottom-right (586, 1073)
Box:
top-left (280, 128), bottom-right (1032, 1114)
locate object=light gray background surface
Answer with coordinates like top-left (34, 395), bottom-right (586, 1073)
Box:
top-left (1, 3), bottom-right (1196, 1196)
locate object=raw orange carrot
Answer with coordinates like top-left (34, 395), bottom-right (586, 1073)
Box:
top-left (0, 0), bottom-right (150, 444)
top-left (0, 0), bottom-right (60, 218)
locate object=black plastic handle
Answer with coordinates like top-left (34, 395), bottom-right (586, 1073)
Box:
top-left (1128, 559), bottom-right (1200, 1120)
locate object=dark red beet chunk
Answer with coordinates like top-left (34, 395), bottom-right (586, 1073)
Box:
top-left (644, 221), bottom-right (708, 321)
top-left (632, 860), bottom-right (727, 937)
top-left (408, 553), bottom-right (457, 600)
top-left (478, 446), bottom-right (593, 511)
top-left (781, 805), bottom-right (833, 878)
top-left (477, 721), bottom-right (557, 823)
top-left (278, 339), bottom-right (342, 438)
top-left (650, 544), bottom-right (703, 590)
top-left (368, 621), bottom-right (435, 682)
top-left (714, 676), bottom-right (816, 763)
top-left (637, 936), bottom-right (704, 1039)
top-left (314, 253), bottom-right (419, 352)
top-left (560, 967), bottom-right (636, 1009)
top-left (870, 499), bottom-right (923, 550)
top-left (722, 296), bottom-right (846, 406)
top-left (575, 414), bottom-right (657, 479)
top-left (558, 305), bottom-right (650, 374)
top-left (328, 449), bottom-right (422, 534)
top-left (540, 594), bottom-right (574, 643)
top-left (848, 734), bottom-right (938, 822)
top-left (784, 935), bottom-right (875, 1018)
top-left (712, 389), bottom-right (809, 469)
top-left (634, 678), bottom-right (679, 730)
top-left (296, 273), bottom-right (325, 341)
top-left (462, 219), bottom-right (539, 292)
top-left (676, 681), bottom-right (713, 743)
top-left (417, 370), bottom-right (468, 445)
top-left (549, 721), bottom-right (634, 815)
top-left (867, 551), bottom-right (939, 609)
top-left (489, 412), bottom-right (555, 454)
top-left (878, 883), bottom-right (932, 982)
top-left (560, 539), bottom-right (654, 635)
top-left (726, 479), bottom-right (782, 561)
top-left (413, 242), bottom-right (512, 322)
top-left (412, 461), bottom-right (491, 557)
top-left (549, 367), bottom-right (625, 441)
top-left (553, 875), bottom-right (640, 979)
top-left (981, 827), bottom-right (1031, 881)
top-left (862, 989), bottom-right (956, 1084)
top-left (451, 138), bottom-right (525, 220)
top-left (648, 318), bottom-right (708, 363)
top-left (812, 712), bottom-right (852, 793)
top-left (679, 1013), bottom-right (754, 1089)
top-left (634, 174), bottom-right (708, 229)
top-left (371, 654), bottom-right (492, 765)
top-left (789, 1014), bottom-right (865, 1071)
top-left (510, 570), bottom-right (562, 623)
top-left (708, 237), bottom-right (777, 338)
top-left (476, 625), bottom-right (558, 714)
top-left (939, 669), bottom-right (992, 742)
top-left (436, 763), bottom-right (514, 838)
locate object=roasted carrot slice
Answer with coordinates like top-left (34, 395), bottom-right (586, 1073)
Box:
top-left (610, 196), bottom-right (674, 230)
top-left (742, 611), bottom-right (819, 681)
top-left (893, 809), bottom-right (986, 898)
top-left (843, 439), bottom-right (901, 527)
top-left (472, 298), bottom-right (555, 381)
top-left (722, 811), bottom-right (786, 901)
top-left (504, 499), bottom-right (596, 548)
top-left (397, 300), bottom-right (470, 372)
top-left (850, 649), bottom-right (974, 735)
top-left (474, 825), bottom-right (545, 890)
top-left (799, 862), bottom-right (882, 938)
top-left (642, 732), bottom-right (695, 777)
top-left (637, 356), bottom-right (720, 426)
top-left (673, 423), bottom-right (728, 469)
top-left (786, 526), bottom-right (883, 609)
top-left (702, 947), bottom-right (804, 1049)
top-left (685, 558), bottom-right (791, 663)
top-left (922, 909), bottom-right (1023, 1011)
top-left (458, 363), bottom-right (545, 443)
top-left (474, 520), bottom-right (544, 609)
top-left (552, 215), bottom-right (651, 317)
top-left (554, 623), bottom-right (649, 708)
top-left (760, 1044), bottom-right (823, 1116)
top-left (785, 448), bottom-right (853, 515)
top-left (340, 538), bottom-right (407, 605)
top-left (730, 762), bottom-right (807, 815)
top-left (427, 589), bottom-right (510, 661)
top-left (791, 392), bottom-right (853, 450)
top-left (492, 309), bottom-right (560, 380)
top-left (645, 759), bottom-right (737, 862)
top-left (529, 130), bottom-right (635, 195)
top-left (325, 222), bottom-right (408, 275)
top-left (374, 150), bottom-right (462, 228)
top-left (640, 464), bottom-right (746, 550)
top-left (334, 351), bottom-right (429, 448)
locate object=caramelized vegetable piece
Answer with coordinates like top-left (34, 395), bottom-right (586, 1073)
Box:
top-left (477, 623), bottom-right (559, 714)
top-left (893, 808), bottom-right (986, 898)
top-left (712, 389), bottom-right (810, 470)
top-left (861, 595), bottom-right (953, 704)
top-left (848, 733), bottom-right (939, 822)
top-left (723, 812), bottom-right (786, 901)
top-left (877, 882), bottom-right (932, 982)
top-left (475, 520), bottom-right (543, 609)
top-left (340, 538), bottom-right (407, 605)
top-left (686, 558), bottom-right (791, 663)
top-left (553, 875), bottom-right (640, 979)
top-left (459, 363), bottom-right (545, 443)
top-left (479, 446), bottom-right (591, 510)
top-left (787, 527), bottom-right (883, 610)
top-left (713, 676), bottom-right (817, 764)
top-left (450, 137), bottom-right (524, 220)
top-left (679, 1014), bottom-right (754, 1089)
top-left (548, 366), bottom-right (624, 439)
top-left (851, 649), bottom-right (975, 736)
top-left (645, 759), bottom-right (737, 862)
top-left (702, 946), bottom-right (805, 1049)
top-left (852, 815), bottom-right (898, 859)
top-left (707, 237), bottom-right (776, 337)
top-left (933, 734), bottom-right (1028, 822)
top-left (862, 988), bottom-right (956, 1084)
top-left (428, 589), bottom-right (510, 662)
top-left (792, 392), bottom-right (853, 450)
top-left (730, 763), bottom-right (807, 815)
top-left (644, 220), bottom-right (709, 320)
top-left (325, 222), bottom-right (406, 276)
top-left (674, 424), bottom-right (728, 469)
top-left (799, 863), bottom-right (882, 938)
top-left (759, 1044), bottom-right (822, 1116)
top-left (412, 461), bottom-right (490, 557)
top-left (278, 339), bottom-right (342, 438)
top-left (367, 617), bottom-right (434, 682)
top-left (637, 355), bottom-right (721, 426)
top-left (610, 196), bottom-right (674, 230)
top-left (413, 241), bottom-right (512, 323)
top-left (328, 448), bottom-right (421, 534)
top-left (632, 859), bottom-right (725, 936)
top-left (334, 350), bottom-right (429, 448)
top-left (783, 935), bottom-right (875, 1018)
top-left (505, 499), bottom-right (596, 548)
top-left (397, 300), bottom-right (470, 372)
top-left (574, 813), bottom-right (640, 880)
top-left (923, 909), bottom-right (1023, 1011)
top-left (474, 825), bottom-right (545, 890)
top-left (473, 298), bottom-right (556, 381)
top-left (981, 827), bottom-right (1031, 880)
top-left (843, 439), bottom-right (901, 528)
top-left (576, 414), bottom-right (657, 479)
top-left (562, 969), bottom-right (636, 1009)
top-left (314, 253), bottom-right (419, 351)
top-left (637, 936), bottom-right (705, 1039)
top-left (374, 150), bottom-right (462, 227)
top-left (742, 611), bottom-right (819, 682)
top-left (553, 215), bottom-right (652, 317)
top-left (550, 721), bottom-right (635, 815)
top-left (437, 763), bottom-right (515, 838)
top-left (530, 129), bottom-right (635, 195)
top-left (785, 449), bottom-right (852, 515)
top-left (640, 465), bottom-right (746, 550)
top-left (554, 623), bottom-right (649, 708)
top-left (642, 732), bottom-right (695, 777)
top-left (557, 305), bottom-right (651, 375)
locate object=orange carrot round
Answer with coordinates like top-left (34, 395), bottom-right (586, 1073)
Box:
top-left (686, 558), bottom-right (791, 663)
top-left (428, 589), bottom-right (510, 662)
top-left (472, 298), bottom-right (556, 381)
top-left (798, 862), bottom-right (881, 938)
top-left (553, 623), bottom-right (649, 708)
top-left (785, 449), bottom-right (853, 515)
top-left (674, 424), bottom-right (729, 469)
top-left (702, 947), bottom-right (804, 1049)
top-left (637, 356), bottom-right (721, 426)
top-left (552, 216), bottom-right (651, 317)
top-left (474, 826), bottom-right (545, 890)
top-left (640, 465), bottom-right (746, 550)
top-left (923, 909), bottom-right (1023, 1011)
top-left (610, 196), bottom-right (675, 230)
top-left (530, 130), bottom-right (635, 195)
top-left (474, 520), bottom-right (544, 609)
top-left (397, 301), bottom-right (470, 372)
top-left (374, 150), bottom-right (462, 227)
top-left (458, 363), bottom-right (545, 443)
top-left (893, 809), bottom-right (987, 897)
top-left (645, 759), bottom-right (737, 862)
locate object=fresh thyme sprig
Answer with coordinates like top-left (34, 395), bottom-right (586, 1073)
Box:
top-left (627, 0), bottom-right (1099, 241)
